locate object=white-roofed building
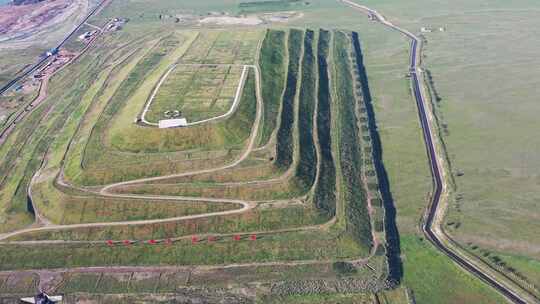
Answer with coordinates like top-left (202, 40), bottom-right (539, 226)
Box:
top-left (158, 118), bottom-right (188, 128)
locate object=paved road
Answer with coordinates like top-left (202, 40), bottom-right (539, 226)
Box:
top-left (340, 1), bottom-right (536, 303)
top-left (411, 38), bottom-right (535, 304)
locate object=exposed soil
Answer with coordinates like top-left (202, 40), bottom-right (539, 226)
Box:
top-left (0, 0), bottom-right (79, 36)
top-left (259, 11), bottom-right (303, 23)
top-left (199, 15), bottom-right (263, 26)
top-left (197, 12), bottom-right (302, 26)
top-left (12, 0), bottom-right (46, 5)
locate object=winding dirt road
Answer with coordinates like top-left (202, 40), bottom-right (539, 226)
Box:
top-left (0, 61), bottom-right (264, 242)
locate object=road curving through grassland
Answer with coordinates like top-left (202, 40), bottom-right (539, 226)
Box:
top-left (340, 1), bottom-right (538, 303)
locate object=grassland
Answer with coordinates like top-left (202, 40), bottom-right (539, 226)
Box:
top-left (400, 235), bottom-right (505, 304)
top-left (239, 0), bottom-right (312, 14)
top-left (0, 231), bottom-right (366, 270)
top-left (422, 8), bottom-right (540, 289)
top-left (59, 31), bottom-right (260, 187)
top-left (344, 0), bottom-right (540, 297)
top-left (181, 30), bottom-right (261, 65)
top-left (144, 64), bottom-right (245, 123)
top-left (259, 293), bottom-right (375, 304)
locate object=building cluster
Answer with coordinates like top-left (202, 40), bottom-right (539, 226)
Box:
top-left (34, 49), bottom-right (76, 79)
top-left (106, 17), bottom-right (128, 31)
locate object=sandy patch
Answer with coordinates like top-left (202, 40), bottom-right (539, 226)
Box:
top-left (199, 15), bottom-right (263, 26)
top-left (260, 11), bottom-right (303, 23)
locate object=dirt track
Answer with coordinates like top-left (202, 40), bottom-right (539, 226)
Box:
top-left (0, 33), bottom-right (350, 272)
top-left (0, 39), bottom-right (269, 240)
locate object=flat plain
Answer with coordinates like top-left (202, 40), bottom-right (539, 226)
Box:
top-left (352, 0), bottom-right (540, 294)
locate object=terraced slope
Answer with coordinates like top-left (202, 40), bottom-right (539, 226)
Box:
top-left (0, 27), bottom-right (393, 296)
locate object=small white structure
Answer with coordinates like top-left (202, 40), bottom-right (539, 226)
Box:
top-left (159, 118), bottom-right (188, 128)
top-left (439, 27), bottom-right (446, 32)
top-left (421, 27), bottom-right (432, 33)
top-left (78, 31), bottom-right (97, 40)
top-left (21, 292), bottom-right (62, 303)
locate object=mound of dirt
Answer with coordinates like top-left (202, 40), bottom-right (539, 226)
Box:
top-left (12, 0), bottom-right (46, 6)
top-left (199, 15), bottom-right (263, 26)
top-left (260, 11), bottom-right (303, 23)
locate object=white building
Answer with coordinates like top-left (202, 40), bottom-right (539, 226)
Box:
top-left (158, 118), bottom-right (188, 128)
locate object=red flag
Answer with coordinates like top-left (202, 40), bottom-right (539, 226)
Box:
top-left (233, 235), bottom-right (241, 241)
top-left (148, 239), bottom-right (157, 245)
top-left (250, 234), bottom-right (257, 241)
top-left (106, 240), bottom-right (114, 246)
top-left (123, 240), bottom-right (131, 245)
top-left (191, 236), bottom-right (199, 244)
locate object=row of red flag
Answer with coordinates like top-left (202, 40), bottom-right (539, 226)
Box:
top-left (106, 234), bottom-right (257, 246)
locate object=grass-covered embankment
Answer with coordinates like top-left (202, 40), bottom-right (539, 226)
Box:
top-left (351, 31), bottom-right (401, 283)
top-left (275, 29), bottom-right (303, 170)
top-left (0, 229), bottom-right (365, 270)
top-left (312, 29), bottom-right (336, 217)
top-left (333, 31), bottom-right (373, 252)
top-left (2, 28), bottom-right (384, 274)
top-left (9, 202), bottom-right (331, 242)
top-left (257, 29), bottom-right (287, 147)
top-left (116, 29), bottom-right (317, 201)
top-left (67, 34), bottom-right (258, 186)
top-left (0, 35), bottom-right (118, 232)
top-left (30, 37), bottom-right (231, 225)
top-left (294, 29), bottom-right (318, 192)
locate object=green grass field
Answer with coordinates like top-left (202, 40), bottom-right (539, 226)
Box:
top-left (345, 0), bottom-right (540, 295)
top-left (400, 235), bottom-right (505, 304)
top-left (144, 64), bottom-right (245, 123)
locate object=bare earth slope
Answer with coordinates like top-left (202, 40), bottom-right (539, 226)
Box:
top-left (0, 0), bottom-right (85, 39)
